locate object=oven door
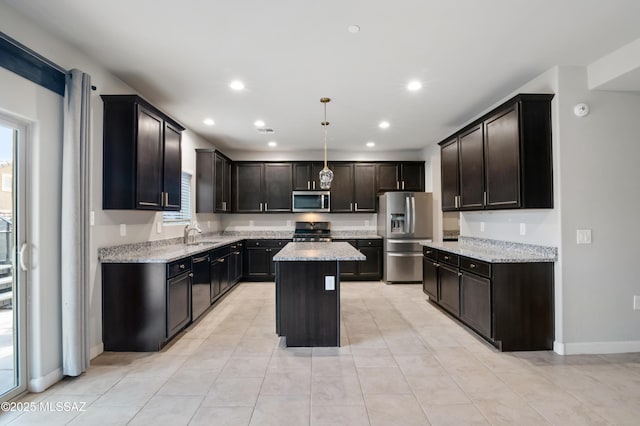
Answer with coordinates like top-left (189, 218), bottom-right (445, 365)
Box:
top-left (292, 191), bottom-right (330, 212)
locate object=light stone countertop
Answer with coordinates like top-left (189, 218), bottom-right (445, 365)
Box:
top-left (421, 236), bottom-right (557, 263)
top-left (99, 231), bottom-right (378, 263)
top-left (273, 242), bottom-right (366, 261)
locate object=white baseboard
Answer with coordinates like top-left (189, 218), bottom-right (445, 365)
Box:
top-left (90, 342), bottom-right (104, 360)
top-left (29, 368), bottom-right (63, 393)
top-left (555, 340), bottom-right (640, 355)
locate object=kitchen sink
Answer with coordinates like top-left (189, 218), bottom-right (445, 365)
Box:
top-left (185, 240), bottom-right (221, 246)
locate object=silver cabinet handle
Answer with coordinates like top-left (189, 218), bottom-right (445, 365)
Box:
top-left (188, 273), bottom-right (194, 277)
top-left (433, 262), bottom-right (440, 267)
top-left (307, 181), bottom-right (310, 190)
top-left (350, 203), bottom-right (353, 211)
top-left (396, 181), bottom-right (399, 190)
top-left (402, 181), bottom-right (405, 190)
top-left (483, 191), bottom-right (487, 206)
top-left (470, 263), bottom-right (476, 268)
top-left (444, 256), bottom-right (449, 260)
top-left (222, 201), bottom-right (227, 211)
top-left (166, 192), bottom-right (169, 206)
top-left (355, 202), bottom-right (358, 211)
top-left (259, 202), bottom-right (263, 211)
top-left (458, 272), bottom-right (463, 277)
top-left (265, 203), bottom-right (268, 211)
top-left (179, 264), bottom-right (186, 269)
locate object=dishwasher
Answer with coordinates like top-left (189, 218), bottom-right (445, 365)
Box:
top-left (191, 253), bottom-right (211, 321)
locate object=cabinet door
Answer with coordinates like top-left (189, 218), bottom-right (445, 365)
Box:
top-left (353, 163), bottom-right (377, 212)
top-left (210, 260), bottom-right (221, 301)
top-left (337, 240), bottom-right (358, 280)
top-left (136, 106), bottom-right (164, 210)
top-left (459, 124), bottom-right (485, 209)
top-left (400, 163), bottom-right (424, 191)
top-left (377, 163), bottom-right (400, 192)
top-left (438, 264), bottom-right (460, 316)
top-left (329, 164), bottom-right (354, 212)
top-left (311, 163), bottom-right (324, 190)
top-left (358, 246), bottom-right (382, 280)
top-left (293, 163), bottom-right (312, 190)
top-left (422, 257), bottom-right (438, 299)
top-left (484, 104), bottom-right (520, 208)
top-left (196, 151), bottom-right (214, 213)
top-left (264, 163), bottom-right (292, 212)
top-left (245, 247), bottom-right (271, 278)
top-left (218, 154), bottom-right (231, 212)
top-left (163, 123), bottom-right (182, 211)
top-left (234, 163), bottom-right (263, 212)
top-left (167, 271), bottom-right (191, 339)
top-left (219, 255), bottom-right (231, 293)
top-left (460, 272), bottom-right (491, 338)
top-left (440, 138), bottom-right (459, 211)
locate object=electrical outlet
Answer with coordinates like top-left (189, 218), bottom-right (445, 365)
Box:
top-left (325, 276), bottom-right (335, 291)
top-left (90, 211), bottom-right (95, 226)
top-left (119, 224), bottom-right (126, 237)
top-left (576, 229), bottom-right (592, 244)
top-left (634, 295), bottom-right (640, 310)
top-left (519, 223), bottom-right (526, 235)
top-left (480, 222), bottom-right (485, 232)
top-left (156, 222), bottom-right (162, 234)
top-left (207, 220), bottom-right (211, 228)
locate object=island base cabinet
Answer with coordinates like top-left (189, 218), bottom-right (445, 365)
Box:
top-left (276, 261), bottom-right (339, 347)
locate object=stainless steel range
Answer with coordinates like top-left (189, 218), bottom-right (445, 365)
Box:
top-left (292, 221), bottom-right (332, 242)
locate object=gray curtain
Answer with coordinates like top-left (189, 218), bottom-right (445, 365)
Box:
top-left (61, 69), bottom-right (91, 376)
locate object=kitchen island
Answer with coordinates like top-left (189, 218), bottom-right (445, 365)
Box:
top-left (273, 242), bottom-right (365, 347)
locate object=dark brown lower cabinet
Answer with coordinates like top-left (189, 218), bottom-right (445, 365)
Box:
top-left (460, 271), bottom-right (491, 338)
top-left (422, 246), bottom-right (554, 351)
top-left (334, 239), bottom-right (382, 281)
top-left (437, 264), bottom-right (460, 316)
top-left (243, 240), bottom-right (290, 281)
top-left (102, 258), bottom-right (192, 352)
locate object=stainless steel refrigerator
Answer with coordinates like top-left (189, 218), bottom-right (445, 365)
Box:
top-left (378, 192), bottom-right (433, 283)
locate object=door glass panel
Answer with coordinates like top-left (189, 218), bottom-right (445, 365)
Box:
top-left (0, 122), bottom-right (22, 399)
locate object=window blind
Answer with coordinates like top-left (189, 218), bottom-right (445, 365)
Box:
top-left (163, 172), bottom-right (192, 223)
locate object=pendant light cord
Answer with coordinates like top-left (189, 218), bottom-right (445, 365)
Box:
top-left (323, 100), bottom-right (328, 168)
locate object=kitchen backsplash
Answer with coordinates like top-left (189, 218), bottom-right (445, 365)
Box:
top-left (221, 213), bottom-right (378, 232)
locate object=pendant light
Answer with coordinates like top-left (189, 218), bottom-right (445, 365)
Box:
top-left (318, 97), bottom-right (334, 189)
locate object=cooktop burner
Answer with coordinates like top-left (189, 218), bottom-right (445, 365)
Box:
top-left (292, 221), bottom-right (332, 242)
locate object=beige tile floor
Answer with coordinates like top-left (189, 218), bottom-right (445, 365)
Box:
top-left (2, 281), bottom-right (640, 425)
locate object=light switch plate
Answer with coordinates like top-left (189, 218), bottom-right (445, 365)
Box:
top-left (156, 222), bottom-right (162, 234)
top-left (325, 276), bottom-right (335, 291)
top-left (119, 224), bottom-right (126, 237)
top-left (480, 222), bottom-right (485, 232)
top-left (633, 295), bottom-right (640, 310)
top-left (90, 211), bottom-right (95, 226)
top-left (576, 229), bottom-right (592, 244)
top-left (519, 223), bottom-right (526, 235)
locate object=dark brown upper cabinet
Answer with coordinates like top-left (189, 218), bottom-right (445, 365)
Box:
top-left (440, 138), bottom-right (459, 211)
top-left (292, 162), bottom-right (324, 190)
top-left (102, 95), bottom-right (184, 211)
top-left (459, 124), bottom-right (485, 210)
top-left (376, 162), bottom-right (425, 193)
top-left (196, 149), bottom-right (231, 213)
top-left (438, 93), bottom-right (554, 211)
top-left (328, 163), bottom-right (376, 213)
top-left (232, 162), bottom-right (292, 213)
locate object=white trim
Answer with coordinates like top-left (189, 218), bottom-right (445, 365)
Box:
top-left (557, 340), bottom-right (640, 355)
top-left (28, 368), bottom-right (63, 393)
top-left (90, 342), bottom-right (104, 360)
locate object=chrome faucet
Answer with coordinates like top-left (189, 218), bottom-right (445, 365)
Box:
top-left (184, 223), bottom-right (202, 244)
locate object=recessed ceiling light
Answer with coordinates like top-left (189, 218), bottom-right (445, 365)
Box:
top-left (407, 81), bottom-right (422, 91)
top-left (268, 141), bottom-right (277, 147)
top-left (254, 120), bottom-right (265, 127)
top-left (347, 25), bottom-right (360, 34)
top-left (229, 80), bottom-right (245, 91)
top-left (379, 121), bottom-right (390, 129)
top-left (203, 118), bottom-right (215, 126)
top-left (366, 141), bottom-right (375, 147)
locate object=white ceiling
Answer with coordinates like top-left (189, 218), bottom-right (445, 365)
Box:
top-left (6, 0), bottom-right (640, 153)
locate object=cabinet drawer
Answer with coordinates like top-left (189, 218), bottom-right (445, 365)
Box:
top-left (438, 251), bottom-right (459, 266)
top-left (245, 239), bottom-right (291, 248)
top-left (167, 258), bottom-right (191, 278)
top-left (423, 247), bottom-right (438, 261)
top-left (460, 257), bottom-right (491, 278)
top-left (357, 239), bottom-right (382, 248)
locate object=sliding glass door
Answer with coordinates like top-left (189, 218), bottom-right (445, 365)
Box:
top-left (0, 116), bottom-right (27, 401)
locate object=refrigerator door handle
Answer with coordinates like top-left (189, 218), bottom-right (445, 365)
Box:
top-left (405, 196), bottom-right (411, 234)
top-left (411, 196), bottom-right (416, 234)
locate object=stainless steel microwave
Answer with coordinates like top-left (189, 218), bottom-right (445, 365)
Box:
top-left (292, 191), bottom-right (330, 212)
